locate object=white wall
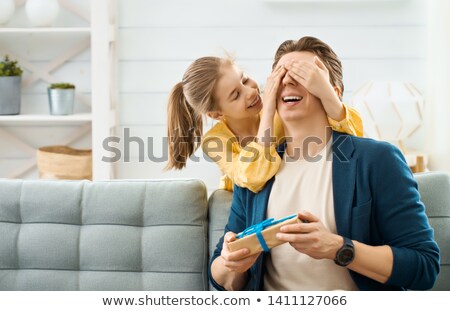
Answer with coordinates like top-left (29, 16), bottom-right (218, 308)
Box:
top-left (425, 0), bottom-right (450, 172)
top-left (116, 0), bottom-right (428, 191)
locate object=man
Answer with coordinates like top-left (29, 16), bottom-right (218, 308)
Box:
top-left (209, 37), bottom-right (440, 291)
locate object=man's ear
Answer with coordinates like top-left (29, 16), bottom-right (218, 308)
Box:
top-left (333, 86), bottom-right (341, 98)
top-left (206, 111), bottom-right (223, 120)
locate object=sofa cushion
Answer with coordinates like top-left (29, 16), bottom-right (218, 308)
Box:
top-left (0, 179), bottom-right (208, 290)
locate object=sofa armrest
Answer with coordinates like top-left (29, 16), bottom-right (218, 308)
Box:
top-left (208, 189), bottom-right (233, 261)
top-left (207, 189), bottom-right (232, 290)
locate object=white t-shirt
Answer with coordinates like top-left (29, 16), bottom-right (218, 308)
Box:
top-left (264, 139), bottom-right (358, 291)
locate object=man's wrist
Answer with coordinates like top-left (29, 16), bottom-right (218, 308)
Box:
top-left (334, 236), bottom-right (355, 266)
top-left (331, 235), bottom-right (345, 260)
top-left (225, 268), bottom-right (249, 291)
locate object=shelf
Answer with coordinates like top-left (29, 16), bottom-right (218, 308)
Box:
top-left (0, 113), bottom-right (92, 125)
top-left (0, 28), bottom-right (91, 34)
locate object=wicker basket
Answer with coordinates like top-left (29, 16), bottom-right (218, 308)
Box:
top-left (37, 146), bottom-right (92, 180)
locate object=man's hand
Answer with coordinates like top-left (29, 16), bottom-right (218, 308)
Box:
top-left (276, 211), bottom-right (343, 260)
top-left (211, 231), bottom-right (261, 291)
top-left (220, 231), bottom-right (261, 273)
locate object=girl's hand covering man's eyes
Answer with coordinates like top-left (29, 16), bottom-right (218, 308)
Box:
top-left (285, 56), bottom-right (335, 101)
top-left (262, 65), bottom-right (287, 116)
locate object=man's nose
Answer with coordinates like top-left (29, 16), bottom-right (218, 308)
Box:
top-left (282, 72), bottom-right (296, 86)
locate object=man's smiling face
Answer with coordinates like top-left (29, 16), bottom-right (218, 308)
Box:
top-left (275, 51), bottom-right (325, 123)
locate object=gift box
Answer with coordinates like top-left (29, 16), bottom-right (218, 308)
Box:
top-left (228, 214), bottom-right (301, 258)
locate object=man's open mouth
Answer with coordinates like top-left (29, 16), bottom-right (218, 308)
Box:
top-left (282, 96), bottom-right (303, 103)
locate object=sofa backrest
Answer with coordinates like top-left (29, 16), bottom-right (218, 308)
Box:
top-left (207, 172), bottom-right (450, 291)
top-left (0, 179), bottom-right (209, 290)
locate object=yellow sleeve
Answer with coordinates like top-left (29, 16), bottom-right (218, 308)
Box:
top-left (327, 104), bottom-right (364, 137)
top-left (273, 112), bottom-right (285, 144)
top-left (219, 175), bottom-right (234, 192)
top-left (202, 125), bottom-right (281, 193)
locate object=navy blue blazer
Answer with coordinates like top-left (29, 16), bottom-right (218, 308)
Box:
top-left (209, 131), bottom-right (440, 291)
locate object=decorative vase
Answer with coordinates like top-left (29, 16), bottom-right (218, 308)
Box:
top-left (37, 146), bottom-right (92, 180)
top-left (0, 0), bottom-right (15, 25)
top-left (0, 76), bottom-right (21, 115)
top-left (25, 0), bottom-right (60, 27)
top-left (47, 88), bottom-right (75, 115)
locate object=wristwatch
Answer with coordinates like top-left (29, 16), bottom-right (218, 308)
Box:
top-left (334, 237), bottom-right (355, 266)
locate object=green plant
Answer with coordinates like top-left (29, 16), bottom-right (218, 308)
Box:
top-left (0, 55), bottom-right (23, 77)
top-left (49, 83), bottom-right (75, 89)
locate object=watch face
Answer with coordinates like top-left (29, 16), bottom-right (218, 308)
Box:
top-left (338, 247), bottom-right (354, 264)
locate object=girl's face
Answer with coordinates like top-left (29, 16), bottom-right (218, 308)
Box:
top-left (210, 63), bottom-right (262, 121)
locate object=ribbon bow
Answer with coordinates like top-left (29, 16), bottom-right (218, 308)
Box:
top-left (235, 214), bottom-right (297, 252)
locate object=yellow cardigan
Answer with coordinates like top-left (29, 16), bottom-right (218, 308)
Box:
top-left (201, 104), bottom-right (363, 192)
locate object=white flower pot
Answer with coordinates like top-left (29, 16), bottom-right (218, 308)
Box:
top-left (25, 0), bottom-right (60, 27)
top-left (0, 0), bottom-right (15, 25)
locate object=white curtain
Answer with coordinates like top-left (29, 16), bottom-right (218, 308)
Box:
top-left (425, 0), bottom-right (450, 171)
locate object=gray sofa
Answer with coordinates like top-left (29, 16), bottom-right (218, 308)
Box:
top-left (0, 172), bottom-right (449, 290)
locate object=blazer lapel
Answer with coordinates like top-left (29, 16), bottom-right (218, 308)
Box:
top-left (332, 131), bottom-right (356, 238)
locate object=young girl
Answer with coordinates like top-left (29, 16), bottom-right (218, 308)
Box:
top-left (166, 47), bottom-right (363, 193)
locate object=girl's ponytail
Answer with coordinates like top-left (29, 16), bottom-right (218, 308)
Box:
top-left (166, 82), bottom-right (203, 170)
top-left (165, 56), bottom-right (230, 170)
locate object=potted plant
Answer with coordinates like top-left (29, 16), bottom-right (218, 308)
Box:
top-left (47, 82), bottom-right (75, 115)
top-left (0, 55), bottom-right (23, 115)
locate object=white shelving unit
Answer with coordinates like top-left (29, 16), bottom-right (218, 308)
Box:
top-left (0, 113), bottom-right (92, 124)
top-left (0, 0), bottom-right (117, 180)
top-left (0, 27), bottom-right (91, 33)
